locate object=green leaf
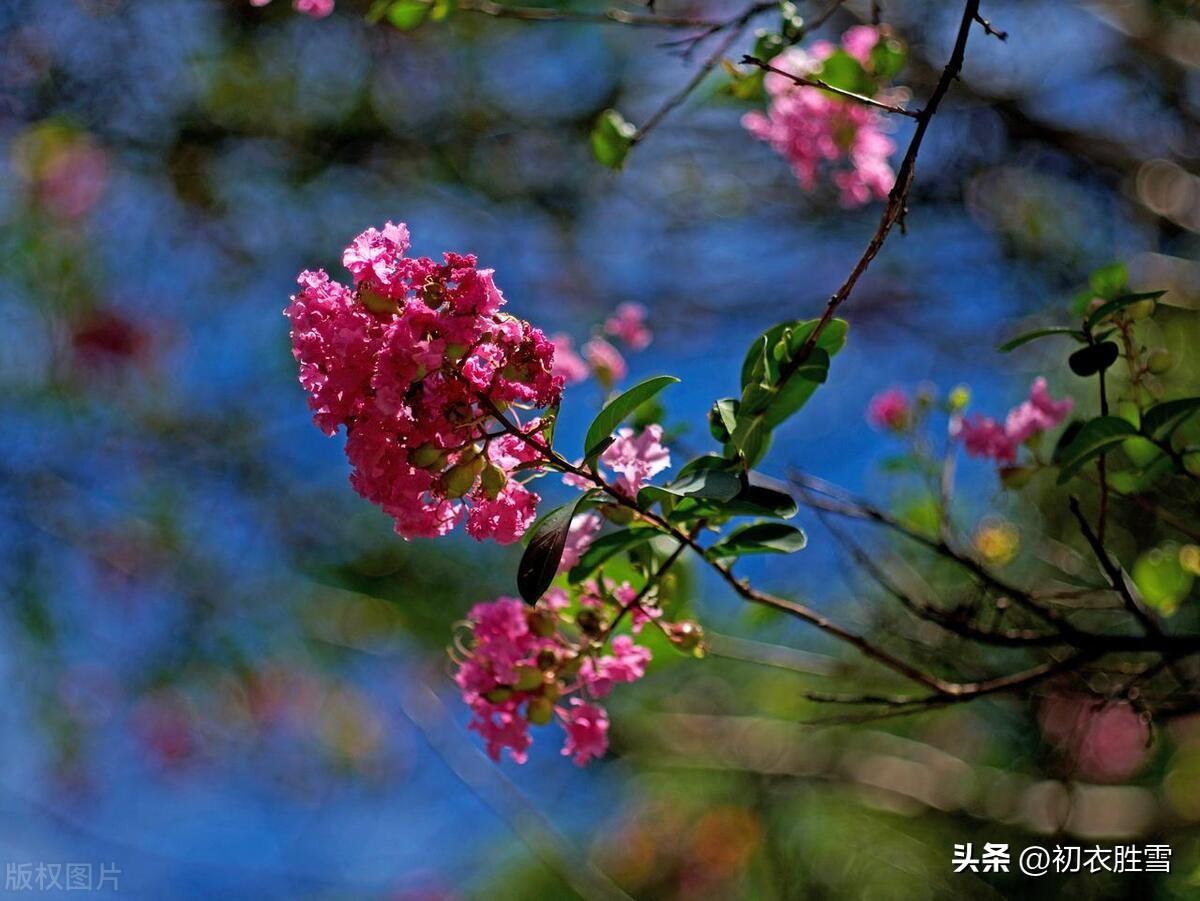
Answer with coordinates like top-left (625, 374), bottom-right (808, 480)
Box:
top-left (1056, 417), bottom-right (1137, 484)
top-left (1084, 291), bottom-right (1166, 330)
top-left (386, 0), bottom-right (431, 30)
top-left (1068, 341), bottom-right (1120, 377)
top-left (1141, 397), bottom-right (1200, 440)
top-left (709, 398), bottom-right (739, 443)
top-left (590, 109), bottom-right (636, 170)
top-left (1133, 545), bottom-right (1193, 617)
top-left (706, 522), bottom-right (807, 560)
top-left (517, 494), bottom-right (592, 603)
top-left (1089, 262), bottom-right (1128, 300)
top-left (816, 49), bottom-right (871, 95)
top-left (637, 468), bottom-right (742, 509)
top-left (869, 37), bottom-right (906, 81)
top-left (997, 327), bottom-right (1086, 353)
top-left (668, 473), bottom-right (797, 522)
top-left (567, 527), bottom-right (657, 584)
top-left (583, 376), bottom-right (678, 458)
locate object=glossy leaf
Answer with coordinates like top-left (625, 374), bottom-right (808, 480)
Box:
top-left (517, 493), bottom-right (592, 603)
top-left (997, 326), bottom-right (1086, 353)
top-left (706, 521), bottom-right (807, 560)
top-left (1141, 397), bottom-right (1200, 440)
top-left (1084, 291), bottom-right (1166, 330)
top-left (1056, 417), bottom-right (1137, 484)
top-left (583, 375), bottom-right (678, 458)
top-left (637, 468), bottom-right (742, 509)
top-left (567, 527), bottom-right (657, 584)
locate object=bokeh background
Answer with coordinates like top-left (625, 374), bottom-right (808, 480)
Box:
top-left (1, 0), bottom-right (1199, 897)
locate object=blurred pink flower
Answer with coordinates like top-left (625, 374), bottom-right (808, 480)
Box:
top-left (550, 333), bottom-right (590, 384)
top-left (250, 0), bottom-right (334, 17)
top-left (1005, 377), bottom-right (1074, 444)
top-left (560, 699), bottom-right (609, 766)
top-left (558, 513), bottom-right (602, 572)
top-left (1039, 695), bottom-right (1150, 782)
top-left (600, 425), bottom-right (671, 497)
top-left (866, 387), bottom-right (910, 431)
top-left (604, 302), bottom-right (652, 351)
top-left (583, 337), bottom-right (627, 384)
top-left (742, 27), bottom-right (896, 207)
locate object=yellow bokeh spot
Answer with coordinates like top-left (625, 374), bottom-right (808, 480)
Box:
top-left (974, 519), bottom-right (1020, 565)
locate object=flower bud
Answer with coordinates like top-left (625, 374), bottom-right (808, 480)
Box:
top-left (527, 609), bottom-right (557, 638)
top-left (483, 687), bottom-right (513, 704)
top-left (513, 665), bottom-right (543, 692)
top-left (480, 462), bottom-right (508, 499)
top-left (1185, 453), bottom-right (1200, 478)
top-left (411, 443), bottom-right (445, 469)
top-left (1146, 347), bottom-right (1172, 374)
top-left (444, 342), bottom-right (468, 362)
top-left (542, 679), bottom-right (562, 702)
top-left (948, 384), bottom-right (971, 413)
top-left (442, 454), bottom-right (485, 499)
top-left (358, 285), bottom-right (398, 314)
top-left (600, 505), bottom-right (634, 526)
top-left (526, 697), bottom-right (554, 726)
top-left (1087, 297), bottom-right (1106, 315)
top-left (575, 608), bottom-right (603, 636)
top-left (669, 620), bottom-right (705, 655)
top-left (1127, 298), bottom-right (1156, 320)
top-left (536, 648), bottom-right (558, 670)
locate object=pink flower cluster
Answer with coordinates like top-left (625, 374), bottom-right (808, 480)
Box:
top-left (960, 377), bottom-right (1074, 464)
top-left (285, 222), bottom-right (562, 542)
top-left (453, 593), bottom-right (653, 765)
top-left (743, 26), bottom-right (897, 207)
top-left (552, 302), bottom-right (652, 387)
top-left (564, 425), bottom-right (671, 498)
top-left (250, 0), bottom-right (334, 17)
top-left (866, 387), bottom-right (910, 431)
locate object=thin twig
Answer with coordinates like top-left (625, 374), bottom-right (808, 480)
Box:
top-left (741, 56), bottom-right (920, 117)
top-left (973, 11), bottom-right (1008, 41)
top-left (451, 0), bottom-right (732, 28)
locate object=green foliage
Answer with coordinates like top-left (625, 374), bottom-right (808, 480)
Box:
top-left (1141, 397), bottom-right (1200, 440)
top-left (1055, 416), bottom-right (1137, 483)
top-left (1133, 544), bottom-right (1194, 616)
top-left (566, 527), bottom-right (657, 584)
top-left (517, 492), bottom-right (596, 602)
top-left (726, 319), bottom-right (847, 466)
top-left (706, 521), bottom-right (807, 560)
top-left (1084, 291), bottom-right (1166, 330)
top-left (583, 375), bottom-right (678, 458)
top-left (590, 109), bottom-right (636, 170)
top-left (997, 326), bottom-right (1086, 353)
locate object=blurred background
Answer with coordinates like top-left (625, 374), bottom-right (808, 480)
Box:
top-left (1, 0), bottom-right (1199, 897)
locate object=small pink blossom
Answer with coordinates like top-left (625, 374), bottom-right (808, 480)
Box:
top-left (742, 27), bottom-right (897, 207)
top-left (583, 337), bottom-right (627, 384)
top-left (1005, 377), bottom-right (1074, 444)
top-left (251, 0), bottom-right (334, 17)
top-left (559, 513), bottom-right (603, 573)
top-left (598, 425), bottom-right (671, 497)
top-left (960, 378), bottom-right (1073, 465)
top-left (559, 700), bottom-right (609, 766)
top-left (960, 415), bottom-right (1017, 463)
top-left (604, 303), bottom-right (652, 351)
top-left (581, 635), bottom-right (652, 697)
top-left (842, 25), bottom-right (881, 65)
top-left (866, 387), bottom-right (910, 431)
top-left (614, 582), bottom-right (661, 633)
top-left (550, 333), bottom-right (590, 385)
